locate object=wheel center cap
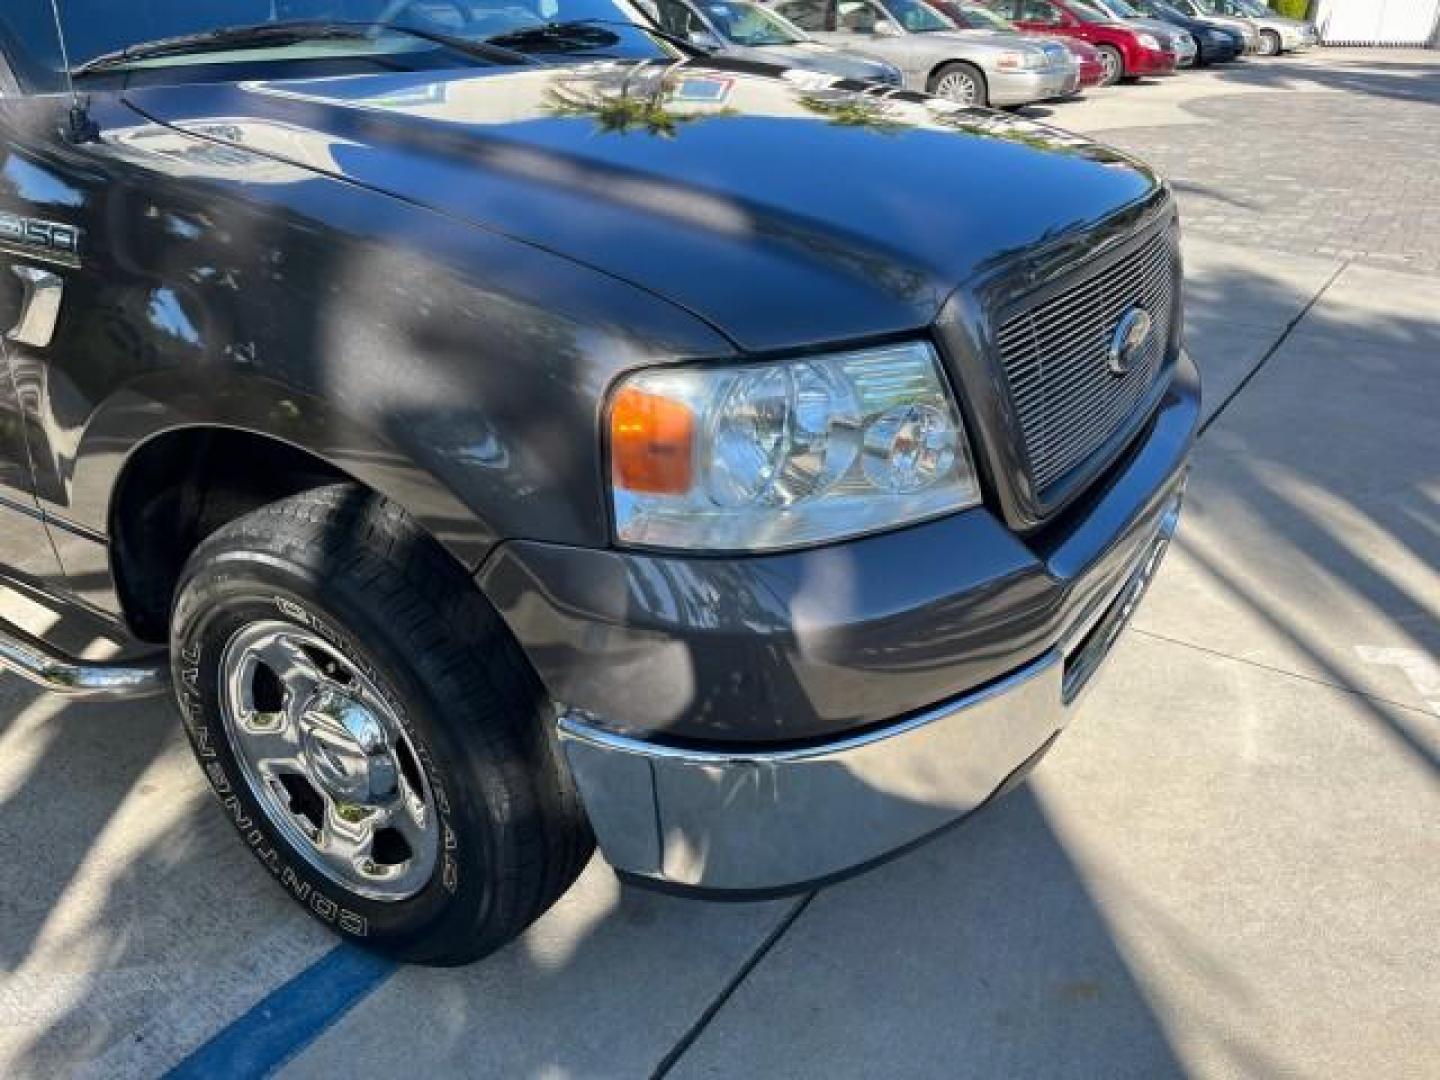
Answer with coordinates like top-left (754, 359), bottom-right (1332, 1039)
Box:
top-left (299, 690), bottom-right (398, 805)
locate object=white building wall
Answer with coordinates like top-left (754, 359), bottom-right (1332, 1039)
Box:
top-left (1312, 0), bottom-right (1440, 45)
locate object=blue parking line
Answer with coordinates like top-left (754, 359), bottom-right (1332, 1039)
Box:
top-left (166, 944), bottom-right (398, 1079)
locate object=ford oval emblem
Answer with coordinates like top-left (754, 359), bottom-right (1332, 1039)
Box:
top-left (1108, 307), bottom-right (1152, 377)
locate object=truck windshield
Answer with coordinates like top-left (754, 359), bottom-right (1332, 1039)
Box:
top-left (50, 0), bottom-right (674, 74)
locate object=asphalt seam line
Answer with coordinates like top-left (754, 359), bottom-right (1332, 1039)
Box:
top-left (1196, 257), bottom-right (1351, 438)
top-left (650, 891), bottom-right (818, 1079)
top-left (1130, 626), bottom-right (1437, 718)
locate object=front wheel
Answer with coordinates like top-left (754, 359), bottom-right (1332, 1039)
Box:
top-left (928, 62), bottom-right (988, 107)
top-left (1095, 45), bottom-right (1124, 86)
top-left (1257, 30), bottom-right (1281, 56)
top-left (170, 485), bottom-right (593, 965)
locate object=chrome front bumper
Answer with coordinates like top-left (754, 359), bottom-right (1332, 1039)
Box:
top-left (559, 488), bottom-right (1184, 895)
top-left (990, 66), bottom-right (1082, 106)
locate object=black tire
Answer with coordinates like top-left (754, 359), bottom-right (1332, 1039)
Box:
top-left (1258, 29), bottom-right (1281, 56)
top-left (170, 484), bottom-right (593, 965)
top-left (928, 62), bottom-right (989, 107)
top-left (1095, 45), bottom-right (1124, 87)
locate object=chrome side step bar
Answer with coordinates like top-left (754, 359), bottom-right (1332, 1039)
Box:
top-left (0, 618), bottom-right (170, 699)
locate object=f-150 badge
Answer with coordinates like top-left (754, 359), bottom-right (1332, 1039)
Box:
top-left (0, 212), bottom-right (80, 256)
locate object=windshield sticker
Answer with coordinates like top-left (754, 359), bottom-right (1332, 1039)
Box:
top-left (781, 69), bottom-right (842, 90)
top-left (672, 75), bottom-right (735, 103)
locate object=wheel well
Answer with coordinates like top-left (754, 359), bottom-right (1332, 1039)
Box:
top-left (928, 60), bottom-right (985, 93)
top-left (110, 428), bottom-right (349, 642)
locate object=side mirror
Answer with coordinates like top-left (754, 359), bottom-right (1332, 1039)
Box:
top-left (873, 20), bottom-right (901, 36)
top-left (688, 29), bottom-right (724, 50)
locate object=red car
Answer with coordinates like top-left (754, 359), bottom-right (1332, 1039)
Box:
top-left (1055, 35), bottom-right (1106, 88)
top-left (985, 0), bottom-right (1180, 85)
top-left (934, 1), bottom-right (1106, 88)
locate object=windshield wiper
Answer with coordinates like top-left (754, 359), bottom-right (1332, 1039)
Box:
top-left (486, 18), bottom-right (708, 57)
top-left (72, 20), bottom-right (534, 77)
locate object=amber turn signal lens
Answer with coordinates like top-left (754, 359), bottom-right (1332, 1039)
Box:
top-left (610, 385), bottom-right (695, 494)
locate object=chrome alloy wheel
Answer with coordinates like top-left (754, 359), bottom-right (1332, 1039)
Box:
top-left (219, 621), bottom-right (439, 901)
top-left (1098, 48), bottom-right (1122, 85)
top-left (934, 70), bottom-right (980, 105)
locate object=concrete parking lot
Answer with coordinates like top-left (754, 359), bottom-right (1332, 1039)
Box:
top-left (1, 47), bottom-right (1437, 1080)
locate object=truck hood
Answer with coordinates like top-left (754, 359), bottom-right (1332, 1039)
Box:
top-left (124, 60), bottom-right (1161, 352)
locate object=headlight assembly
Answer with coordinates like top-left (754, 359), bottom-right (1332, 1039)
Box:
top-left (996, 49), bottom-right (1048, 71)
top-left (608, 342), bottom-right (981, 551)
top-left (1136, 32), bottom-right (1161, 50)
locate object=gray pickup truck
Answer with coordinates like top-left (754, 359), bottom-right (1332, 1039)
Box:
top-left (0, 0), bottom-right (1195, 964)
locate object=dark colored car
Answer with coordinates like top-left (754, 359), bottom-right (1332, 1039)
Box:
top-left (1099, 0), bottom-right (1243, 64)
top-left (0, 0), bottom-right (1196, 964)
top-left (644, 0), bottom-right (905, 83)
top-left (989, 0), bottom-right (1183, 84)
top-left (934, 0), bottom-right (1107, 87)
top-left (1164, 0), bottom-right (1258, 51)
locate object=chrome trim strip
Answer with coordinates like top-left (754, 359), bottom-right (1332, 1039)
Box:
top-left (560, 651), bottom-right (1059, 768)
top-left (7, 266), bottom-right (64, 348)
top-left (0, 618), bottom-right (169, 698)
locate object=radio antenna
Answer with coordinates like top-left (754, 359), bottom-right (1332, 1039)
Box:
top-left (45, 0), bottom-right (98, 142)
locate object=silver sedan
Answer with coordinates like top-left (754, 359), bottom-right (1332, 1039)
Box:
top-left (771, 0), bottom-right (1081, 107)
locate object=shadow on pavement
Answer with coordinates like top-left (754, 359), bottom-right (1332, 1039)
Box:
top-left (661, 785), bottom-right (1189, 1079)
top-left (1206, 52), bottom-right (1440, 106)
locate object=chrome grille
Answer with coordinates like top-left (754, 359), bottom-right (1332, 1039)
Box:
top-left (994, 228), bottom-right (1177, 498)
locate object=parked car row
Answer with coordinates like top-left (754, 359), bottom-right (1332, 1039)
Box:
top-left (644, 0), bottom-right (1318, 106)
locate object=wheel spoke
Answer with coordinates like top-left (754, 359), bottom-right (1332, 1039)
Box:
top-left (233, 711), bottom-right (302, 774)
top-left (318, 797), bottom-right (379, 876)
top-left (387, 777), bottom-right (433, 854)
top-left (251, 631), bottom-right (327, 700)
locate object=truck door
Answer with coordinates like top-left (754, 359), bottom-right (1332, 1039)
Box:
top-left (0, 41), bottom-right (68, 594)
top-left (0, 10), bottom-right (131, 615)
